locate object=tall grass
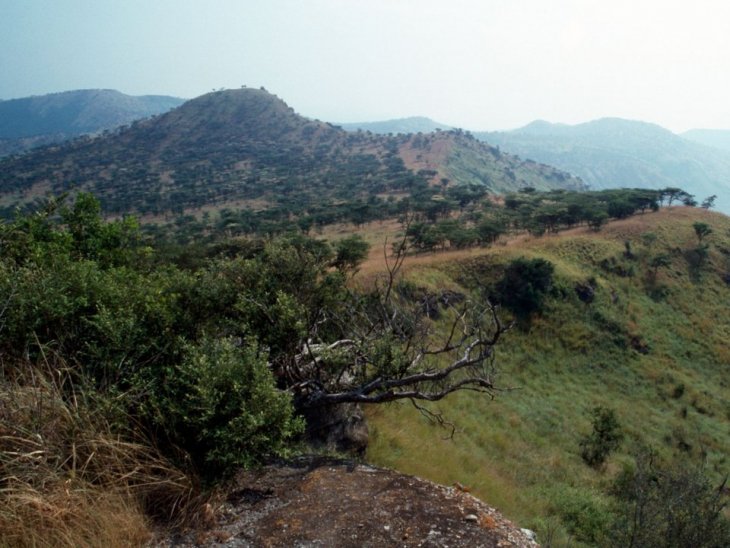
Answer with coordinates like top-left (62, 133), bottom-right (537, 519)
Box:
top-left (0, 359), bottom-right (197, 547)
top-left (367, 209), bottom-right (730, 546)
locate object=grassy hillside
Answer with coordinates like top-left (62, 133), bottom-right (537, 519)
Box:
top-left (367, 207), bottom-right (730, 545)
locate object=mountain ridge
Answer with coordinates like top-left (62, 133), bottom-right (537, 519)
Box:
top-left (682, 128), bottom-right (730, 152)
top-left (339, 116), bottom-right (452, 134)
top-left (0, 89), bottom-right (185, 157)
top-left (476, 118), bottom-right (730, 213)
top-left (0, 88), bottom-right (583, 224)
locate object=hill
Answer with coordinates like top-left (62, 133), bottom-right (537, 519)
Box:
top-left (682, 128), bottom-right (730, 152)
top-left (0, 89), bottom-right (184, 157)
top-left (366, 206), bottom-right (730, 545)
top-left (0, 89), bottom-right (583, 227)
top-left (477, 118), bottom-right (730, 214)
top-left (339, 116), bottom-right (452, 134)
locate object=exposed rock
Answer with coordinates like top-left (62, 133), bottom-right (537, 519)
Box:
top-left (152, 456), bottom-right (539, 547)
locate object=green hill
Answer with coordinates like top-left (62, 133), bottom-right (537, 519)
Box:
top-left (367, 206), bottom-right (730, 545)
top-left (0, 89), bottom-right (583, 228)
top-left (0, 89), bottom-right (184, 157)
top-left (478, 118), bottom-right (730, 214)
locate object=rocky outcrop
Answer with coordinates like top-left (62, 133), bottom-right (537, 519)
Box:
top-left (154, 456), bottom-right (539, 547)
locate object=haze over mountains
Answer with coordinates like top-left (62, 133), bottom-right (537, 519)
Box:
top-left (0, 89), bottom-right (184, 157)
top-left (478, 118), bottom-right (730, 214)
top-left (338, 115), bottom-right (730, 215)
top-left (2, 88), bottom-right (729, 546)
top-left (681, 128), bottom-right (730, 152)
top-left (0, 88), bottom-right (582, 220)
top-left (339, 116), bottom-right (452, 135)
top-left (2, 87), bottom-right (730, 217)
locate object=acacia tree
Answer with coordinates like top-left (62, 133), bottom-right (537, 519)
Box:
top-left (693, 222), bottom-right (713, 244)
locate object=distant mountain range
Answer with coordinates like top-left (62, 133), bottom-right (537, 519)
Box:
top-left (0, 89), bottom-right (184, 157)
top-left (476, 118), bottom-right (730, 214)
top-left (339, 116), bottom-right (452, 134)
top-left (681, 129), bottom-right (730, 152)
top-left (0, 89), bottom-right (582, 220)
top-left (5, 87), bottom-right (728, 218)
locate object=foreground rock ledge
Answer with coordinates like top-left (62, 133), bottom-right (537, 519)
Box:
top-left (156, 456), bottom-right (539, 547)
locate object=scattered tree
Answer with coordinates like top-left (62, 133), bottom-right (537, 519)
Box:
top-left (579, 406), bottom-right (623, 468)
top-left (693, 222), bottom-right (713, 244)
top-left (609, 451), bottom-right (729, 547)
top-left (494, 257), bottom-right (555, 320)
top-left (701, 195), bottom-right (717, 209)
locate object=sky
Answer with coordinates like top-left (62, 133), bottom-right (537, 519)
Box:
top-left (2, 0), bottom-right (730, 133)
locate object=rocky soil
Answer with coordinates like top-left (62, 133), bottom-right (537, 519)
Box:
top-left (154, 456), bottom-right (538, 547)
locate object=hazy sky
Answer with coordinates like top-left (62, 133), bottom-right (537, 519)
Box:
top-left (2, 0), bottom-right (729, 132)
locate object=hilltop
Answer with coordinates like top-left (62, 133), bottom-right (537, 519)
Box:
top-left (339, 116), bottom-right (452, 134)
top-left (0, 89), bottom-right (184, 157)
top-left (0, 88), bottom-right (582, 225)
top-left (477, 118), bottom-right (730, 213)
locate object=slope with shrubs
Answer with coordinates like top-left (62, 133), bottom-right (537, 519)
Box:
top-left (2, 192), bottom-right (727, 546)
top-left (367, 206), bottom-right (730, 546)
top-left (0, 89), bottom-right (582, 229)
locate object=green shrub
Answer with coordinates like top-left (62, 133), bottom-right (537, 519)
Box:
top-left (579, 406), bottom-right (623, 468)
top-left (608, 452), bottom-right (730, 547)
top-left (494, 257), bottom-right (554, 319)
top-left (549, 486), bottom-right (612, 545)
top-left (148, 337), bottom-right (303, 478)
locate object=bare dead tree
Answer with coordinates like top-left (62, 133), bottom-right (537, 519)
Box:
top-left (288, 229), bottom-right (513, 411)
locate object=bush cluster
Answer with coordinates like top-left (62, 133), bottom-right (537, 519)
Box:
top-left (0, 194), bottom-right (364, 477)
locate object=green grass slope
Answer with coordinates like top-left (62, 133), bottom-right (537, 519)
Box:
top-left (367, 207), bottom-right (729, 545)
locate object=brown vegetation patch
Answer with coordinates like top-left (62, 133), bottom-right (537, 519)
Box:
top-left (399, 134), bottom-right (452, 184)
top-left (0, 367), bottom-right (197, 547)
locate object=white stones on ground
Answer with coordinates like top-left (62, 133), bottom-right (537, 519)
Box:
top-left (464, 514), bottom-right (479, 523)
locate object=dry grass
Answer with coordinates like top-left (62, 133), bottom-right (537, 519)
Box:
top-left (0, 363), bottom-right (198, 547)
top-left (0, 484), bottom-right (151, 548)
